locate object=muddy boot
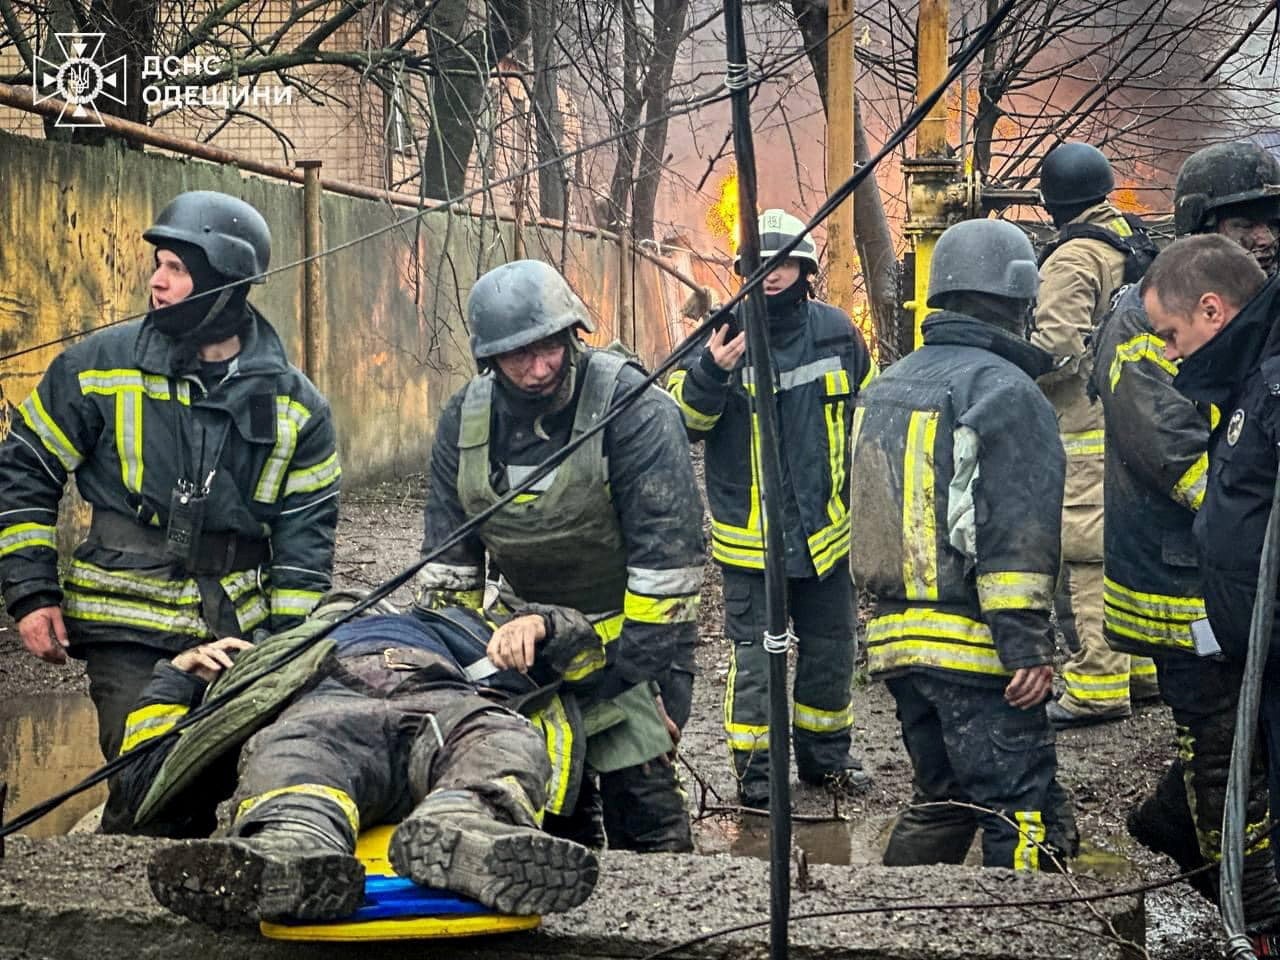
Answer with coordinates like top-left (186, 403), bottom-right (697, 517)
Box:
top-left (800, 752), bottom-right (873, 796)
top-left (389, 791), bottom-right (598, 915)
top-left (148, 823), bottom-right (365, 928)
top-left (1126, 759), bottom-right (1215, 902)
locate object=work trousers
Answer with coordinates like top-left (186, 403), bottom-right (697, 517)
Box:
top-left (542, 757), bottom-right (692, 853)
top-left (1055, 561), bottom-right (1158, 715)
top-left (882, 672), bottom-right (1074, 871)
top-left (229, 666), bottom-right (549, 849)
top-left (82, 642), bottom-right (173, 762)
top-left (722, 566), bottom-right (856, 791)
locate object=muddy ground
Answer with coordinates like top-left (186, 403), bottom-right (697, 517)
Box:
top-left (0, 472), bottom-right (1223, 958)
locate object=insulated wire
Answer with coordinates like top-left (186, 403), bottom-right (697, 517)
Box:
top-left (0, 0), bottom-right (1020, 837)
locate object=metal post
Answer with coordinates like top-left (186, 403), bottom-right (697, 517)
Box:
top-left (825, 0), bottom-right (859, 323)
top-left (297, 159), bottom-right (325, 388)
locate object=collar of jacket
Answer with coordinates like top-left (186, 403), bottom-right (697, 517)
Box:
top-left (134, 304), bottom-right (290, 381)
top-left (1174, 272), bottom-right (1280, 409)
top-left (1068, 200), bottom-right (1126, 230)
top-left (922, 311), bottom-right (1055, 379)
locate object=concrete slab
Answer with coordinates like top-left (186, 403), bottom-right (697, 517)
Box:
top-left (0, 836), bottom-right (1143, 959)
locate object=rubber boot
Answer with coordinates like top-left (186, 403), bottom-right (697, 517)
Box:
top-left (1126, 759), bottom-right (1215, 902)
top-left (148, 821), bottom-right (365, 927)
top-left (389, 790), bottom-right (598, 915)
top-left (800, 751), bottom-right (873, 795)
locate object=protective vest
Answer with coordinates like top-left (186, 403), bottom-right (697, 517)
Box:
top-left (669, 299), bottom-right (874, 577)
top-left (1091, 285), bottom-right (1209, 658)
top-left (851, 313), bottom-right (1063, 683)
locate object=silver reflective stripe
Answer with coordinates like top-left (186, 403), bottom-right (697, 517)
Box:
top-left (414, 562), bottom-right (483, 591)
top-left (626, 565), bottom-right (703, 596)
top-left (465, 659), bottom-right (500, 681)
top-left (742, 356), bottom-right (843, 392)
top-left (506, 464), bottom-right (559, 493)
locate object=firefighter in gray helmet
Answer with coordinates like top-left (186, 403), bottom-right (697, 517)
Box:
top-left (415, 259), bottom-right (705, 852)
top-left (850, 218), bottom-right (1078, 870)
top-left (1033, 143), bottom-right (1160, 727)
top-left (669, 209), bottom-right (876, 809)
top-left (0, 190), bottom-right (339, 794)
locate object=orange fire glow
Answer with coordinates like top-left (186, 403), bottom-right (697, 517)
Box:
top-left (1112, 182), bottom-right (1151, 215)
top-left (706, 170), bottom-right (741, 251)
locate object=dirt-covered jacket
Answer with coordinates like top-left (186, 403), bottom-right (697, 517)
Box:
top-left (668, 297), bottom-right (875, 578)
top-left (1174, 274), bottom-right (1280, 662)
top-left (1091, 284), bottom-right (1210, 658)
top-left (0, 312), bottom-right (339, 648)
top-left (850, 312), bottom-right (1064, 686)
top-left (415, 347), bottom-right (704, 704)
top-left (1032, 202), bottom-right (1132, 560)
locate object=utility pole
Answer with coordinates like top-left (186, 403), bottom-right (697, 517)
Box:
top-left (825, 0), bottom-right (858, 327)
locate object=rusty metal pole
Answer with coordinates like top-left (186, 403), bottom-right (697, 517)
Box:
top-left (902, 0), bottom-right (958, 349)
top-left (296, 159), bottom-right (325, 389)
top-left (825, 0), bottom-right (860, 331)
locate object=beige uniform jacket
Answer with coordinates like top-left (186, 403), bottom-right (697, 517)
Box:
top-left (1031, 202), bottom-right (1130, 561)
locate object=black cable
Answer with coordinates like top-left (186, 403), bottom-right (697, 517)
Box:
top-left (0, 0), bottom-right (1020, 837)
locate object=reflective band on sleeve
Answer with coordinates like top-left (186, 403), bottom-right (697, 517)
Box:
top-left (1172, 453), bottom-right (1208, 512)
top-left (236, 783), bottom-right (360, 836)
top-left (976, 571), bottom-right (1055, 613)
top-left (1102, 576), bottom-right (1204, 655)
top-left (531, 697), bottom-right (574, 816)
top-left (1108, 333), bottom-right (1178, 391)
top-left (793, 701), bottom-right (854, 734)
top-left (1062, 670), bottom-right (1131, 702)
top-left (119, 703), bottom-right (188, 755)
top-left (1061, 429), bottom-right (1104, 457)
top-left (284, 453), bottom-right (342, 497)
top-left (624, 591), bottom-right (699, 624)
top-left (902, 411), bottom-right (940, 601)
top-left (0, 522), bottom-right (56, 556)
top-left (626, 565), bottom-right (703, 596)
top-left (254, 398), bottom-right (313, 503)
top-left (667, 369), bottom-right (721, 431)
top-left (1013, 810), bottom-right (1045, 870)
top-left (19, 391), bottom-right (83, 471)
top-left (271, 588), bottom-right (324, 619)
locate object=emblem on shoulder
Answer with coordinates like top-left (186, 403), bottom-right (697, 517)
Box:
top-left (1227, 408), bottom-right (1246, 446)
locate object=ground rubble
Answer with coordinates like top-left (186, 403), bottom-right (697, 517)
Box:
top-left (0, 834), bottom-right (1143, 960)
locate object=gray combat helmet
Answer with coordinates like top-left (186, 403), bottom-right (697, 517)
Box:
top-left (926, 218), bottom-right (1039, 308)
top-left (1175, 142), bottom-right (1280, 236)
top-left (1040, 142), bottom-right (1114, 208)
top-left (467, 260), bottom-right (595, 360)
top-left (143, 191), bottom-right (271, 283)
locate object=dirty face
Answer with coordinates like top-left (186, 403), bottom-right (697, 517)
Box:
top-left (1215, 215), bottom-right (1280, 273)
top-left (1143, 286), bottom-right (1231, 361)
top-left (493, 335), bottom-right (567, 395)
top-left (150, 249), bottom-right (194, 308)
top-left (763, 258), bottom-right (803, 296)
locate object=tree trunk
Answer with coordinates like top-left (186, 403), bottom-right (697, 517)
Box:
top-left (531, 0), bottom-right (567, 219)
top-left (606, 0), bottom-right (642, 230)
top-left (422, 0), bottom-right (532, 203)
top-left (790, 0), bottom-right (899, 354)
top-left (971, 0), bottom-right (1002, 178)
top-left (631, 0), bottom-right (688, 240)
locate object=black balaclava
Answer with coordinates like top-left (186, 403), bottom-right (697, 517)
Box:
top-left (765, 273), bottom-right (811, 337)
top-left (147, 240), bottom-right (251, 351)
top-left (1046, 199), bottom-right (1097, 229)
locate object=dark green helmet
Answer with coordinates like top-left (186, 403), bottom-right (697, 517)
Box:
top-left (467, 260), bottom-right (595, 360)
top-left (1174, 142), bottom-right (1280, 236)
top-left (1040, 142), bottom-right (1114, 208)
top-left (143, 191), bottom-right (271, 283)
top-left (927, 219), bottom-right (1039, 307)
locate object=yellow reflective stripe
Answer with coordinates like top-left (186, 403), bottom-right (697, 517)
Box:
top-left (1103, 577), bottom-right (1205, 620)
top-left (850, 405), bottom-right (867, 454)
top-left (1013, 810), bottom-right (1044, 870)
top-left (497, 773), bottom-right (543, 826)
top-left (822, 389), bottom-right (848, 529)
top-left (809, 521), bottom-right (851, 576)
top-left (236, 783), bottom-right (359, 836)
top-left (1172, 453), bottom-right (1208, 512)
top-left (271, 588), bottom-right (323, 619)
top-left (563, 612), bottom-right (621, 681)
top-left (115, 386), bottom-right (143, 492)
top-left (1108, 333), bottom-right (1178, 391)
top-left (120, 703), bottom-right (188, 755)
top-left (1062, 429), bottom-right (1104, 457)
top-left (866, 610), bottom-right (1007, 676)
top-left (711, 521), bottom-right (763, 548)
top-left (859, 359), bottom-right (879, 391)
top-left (78, 371), bottom-right (193, 493)
top-left (667, 369), bottom-right (720, 431)
top-left (1103, 603), bottom-right (1196, 652)
top-left (66, 559), bottom-right (204, 606)
top-left (624, 591), bottom-right (699, 624)
top-left (1108, 216), bottom-right (1133, 238)
top-left (63, 591), bottom-right (211, 637)
top-left (976, 571), bottom-right (1055, 613)
top-left (531, 697), bottom-right (574, 816)
top-left (284, 453), bottom-right (341, 497)
top-left (220, 569), bottom-right (264, 602)
top-left (793, 701), bottom-right (854, 734)
top-left (711, 540), bottom-right (766, 569)
top-left (902, 411), bottom-right (939, 601)
top-left (726, 722), bottom-right (769, 752)
top-left (822, 369), bottom-right (851, 395)
top-left (78, 369), bottom-right (186, 399)
top-left (254, 398), bottom-right (312, 503)
top-left (1062, 670), bottom-right (1130, 701)
top-left (1131, 657), bottom-right (1158, 679)
top-left (19, 391), bottom-right (83, 470)
top-left (0, 522), bottom-right (56, 556)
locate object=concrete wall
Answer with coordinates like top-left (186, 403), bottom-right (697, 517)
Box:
top-left (0, 130), bottom-right (691, 487)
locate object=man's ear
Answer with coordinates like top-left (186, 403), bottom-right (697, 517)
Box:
top-left (1202, 291), bottom-right (1230, 333)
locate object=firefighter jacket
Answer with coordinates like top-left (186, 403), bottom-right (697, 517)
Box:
top-left (1174, 274), bottom-right (1280, 662)
top-left (416, 347), bottom-right (704, 708)
top-left (0, 312), bottom-right (340, 649)
top-left (1090, 284), bottom-right (1210, 658)
top-left (850, 312), bottom-right (1064, 686)
top-left (1032, 202), bottom-right (1132, 561)
top-left (668, 297), bottom-right (876, 578)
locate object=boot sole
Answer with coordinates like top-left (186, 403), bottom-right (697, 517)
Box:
top-left (148, 839), bottom-right (365, 928)
top-left (389, 819), bottom-right (599, 916)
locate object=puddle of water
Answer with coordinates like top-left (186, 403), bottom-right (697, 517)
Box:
top-left (695, 814), bottom-right (892, 866)
top-left (0, 693), bottom-right (106, 838)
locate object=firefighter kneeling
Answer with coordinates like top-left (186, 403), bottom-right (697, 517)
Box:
top-left (850, 219), bottom-right (1078, 870)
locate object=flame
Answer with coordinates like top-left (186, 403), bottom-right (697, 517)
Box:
top-left (1112, 182), bottom-right (1150, 215)
top-left (706, 169), bottom-right (741, 251)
